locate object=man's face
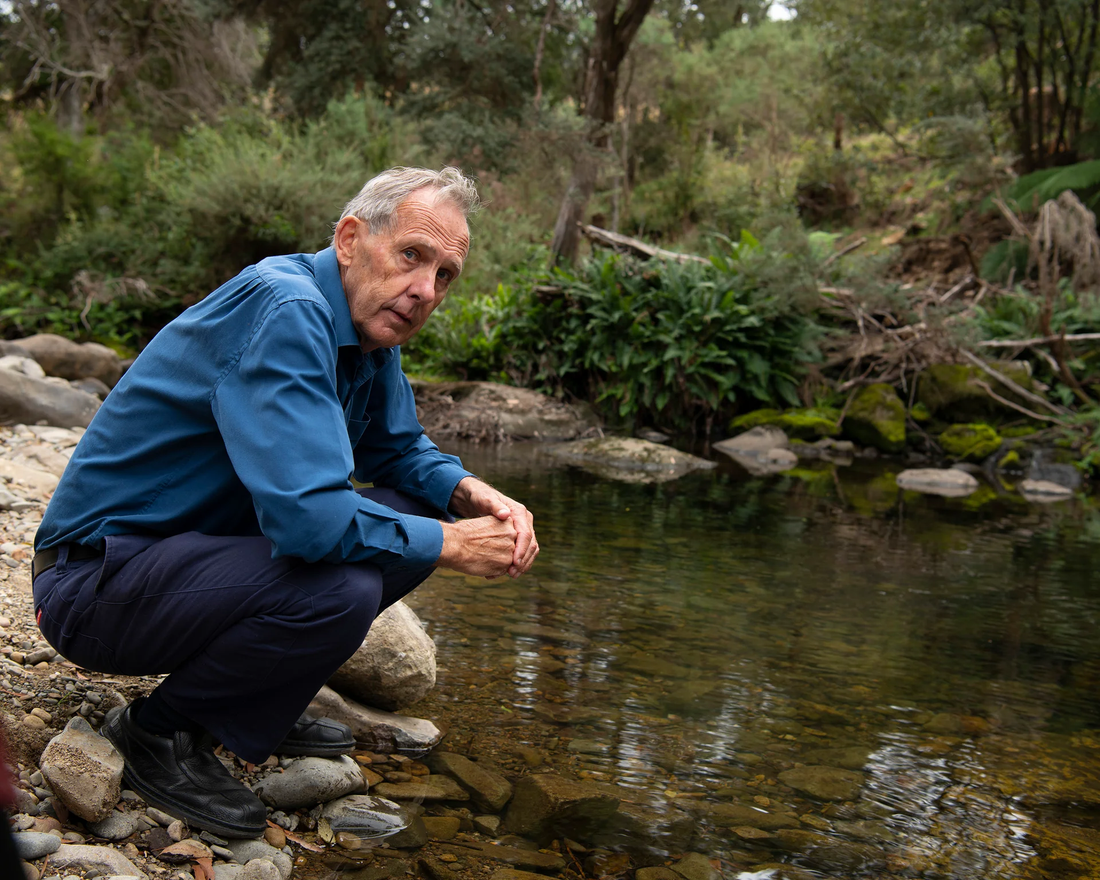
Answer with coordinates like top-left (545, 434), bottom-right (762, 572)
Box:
top-left (334, 188), bottom-right (469, 352)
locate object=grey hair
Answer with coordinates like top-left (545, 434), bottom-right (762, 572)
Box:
top-left (334, 166), bottom-right (480, 241)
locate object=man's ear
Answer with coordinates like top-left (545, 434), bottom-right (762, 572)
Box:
top-left (334, 216), bottom-right (365, 267)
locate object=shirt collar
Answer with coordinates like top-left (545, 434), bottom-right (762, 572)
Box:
top-left (315, 247), bottom-right (396, 364)
top-left (315, 247), bottom-right (360, 349)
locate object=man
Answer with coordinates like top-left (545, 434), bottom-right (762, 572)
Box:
top-left (31, 167), bottom-right (537, 839)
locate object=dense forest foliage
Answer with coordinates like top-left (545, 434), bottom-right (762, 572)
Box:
top-left (2, 0), bottom-right (1100, 462)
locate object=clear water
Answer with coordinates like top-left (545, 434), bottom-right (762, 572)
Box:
top-left (404, 443), bottom-right (1100, 878)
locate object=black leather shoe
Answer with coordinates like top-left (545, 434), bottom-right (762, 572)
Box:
top-left (275, 712), bottom-right (355, 757)
top-left (102, 702), bottom-right (266, 839)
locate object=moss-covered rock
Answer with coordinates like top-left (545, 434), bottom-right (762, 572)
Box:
top-left (730, 408), bottom-right (840, 440)
top-left (910, 402), bottom-right (932, 422)
top-left (938, 423), bottom-right (1003, 461)
top-left (916, 362), bottom-right (1036, 422)
top-left (842, 384), bottom-right (906, 453)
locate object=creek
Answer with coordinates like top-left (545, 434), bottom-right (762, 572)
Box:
top-left (400, 442), bottom-right (1100, 878)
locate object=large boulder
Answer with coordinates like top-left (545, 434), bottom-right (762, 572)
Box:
top-left (328, 601), bottom-right (435, 711)
top-left (39, 717), bottom-right (124, 822)
top-left (842, 383), bottom-right (906, 453)
top-left (412, 381), bottom-right (597, 441)
top-left (547, 436), bottom-right (716, 484)
top-left (0, 369), bottom-right (101, 428)
top-left (10, 334), bottom-right (123, 387)
top-left (917, 361), bottom-right (1034, 422)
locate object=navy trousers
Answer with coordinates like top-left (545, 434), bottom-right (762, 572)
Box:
top-left (32, 489), bottom-right (447, 763)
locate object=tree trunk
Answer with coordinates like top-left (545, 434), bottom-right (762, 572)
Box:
top-left (550, 0), bottom-right (656, 266)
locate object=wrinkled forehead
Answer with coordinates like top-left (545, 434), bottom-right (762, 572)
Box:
top-left (394, 189), bottom-right (471, 261)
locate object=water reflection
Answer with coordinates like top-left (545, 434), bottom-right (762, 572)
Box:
top-left (407, 443), bottom-right (1100, 878)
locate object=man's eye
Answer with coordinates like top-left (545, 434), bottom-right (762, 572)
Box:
top-left (403, 249), bottom-right (417, 261)
top-left (437, 269), bottom-right (452, 282)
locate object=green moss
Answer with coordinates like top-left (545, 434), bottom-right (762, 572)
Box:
top-left (1001, 425), bottom-right (1042, 438)
top-left (996, 450), bottom-right (1021, 470)
top-left (730, 408), bottom-right (840, 440)
top-left (842, 384), bottom-right (906, 453)
top-left (917, 362), bottom-right (1037, 422)
top-left (910, 402), bottom-right (932, 422)
top-left (939, 423), bottom-right (1003, 461)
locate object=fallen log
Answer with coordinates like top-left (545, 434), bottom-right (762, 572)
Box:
top-left (579, 224), bottom-right (710, 264)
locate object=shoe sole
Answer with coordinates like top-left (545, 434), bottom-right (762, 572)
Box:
top-left (103, 712), bottom-right (266, 840)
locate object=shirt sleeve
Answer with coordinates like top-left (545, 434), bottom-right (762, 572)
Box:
top-left (210, 298), bottom-right (448, 569)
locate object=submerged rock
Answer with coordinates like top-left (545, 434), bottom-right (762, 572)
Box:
top-left (503, 773), bottom-right (619, 841)
top-left (842, 384), bottom-right (906, 453)
top-left (547, 437), bottom-right (715, 484)
top-left (322, 794), bottom-right (410, 840)
top-left (778, 765), bottom-right (865, 801)
top-left (895, 468), bottom-right (979, 497)
top-left (426, 752), bottom-right (513, 812)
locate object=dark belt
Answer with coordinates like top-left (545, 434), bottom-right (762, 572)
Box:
top-left (31, 544), bottom-right (103, 581)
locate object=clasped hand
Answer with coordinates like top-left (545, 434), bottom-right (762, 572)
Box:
top-left (438, 477), bottom-right (538, 578)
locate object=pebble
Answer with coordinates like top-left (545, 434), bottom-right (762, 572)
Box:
top-left (13, 831), bottom-right (63, 859)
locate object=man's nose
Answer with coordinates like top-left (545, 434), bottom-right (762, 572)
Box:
top-left (408, 268), bottom-right (438, 301)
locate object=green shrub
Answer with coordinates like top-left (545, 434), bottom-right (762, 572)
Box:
top-left (411, 230), bottom-right (820, 434)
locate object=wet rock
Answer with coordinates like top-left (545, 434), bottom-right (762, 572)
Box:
top-left (12, 831), bottom-right (61, 859)
top-left (308, 686), bottom-right (442, 754)
top-left (48, 843), bottom-right (146, 878)
top-left (386, 815), bottom-right (430, 848)
top-left (729, 408), bottom-right (841, 441)
top-left (671, 852), bottom-right (721, 880)
top-left (252, 755), bottom-right (364, 810)
top-left (0, 369), bottom-right (102, 429)
top-left (842, 383), bottom-right (906, 453)
top-left (373, 775), bottom-right (469, 802)
top-left (328, 601), bottom-right (436, 711)
top-left (547, 436), bottom-right (716, 484)
top-left (895, 467), bottom-right (979, 497)
top-left (39, 716), bottom-right (124, 822)
top-left (699, 802), bottom-right (800, 831)
top-left (473, 815), bottom-right (501, 836)
top-left (489, 870), bottom-right (560, 880)
top-left (10, 334), bottom-right (123, 387)
top-left (422, 816), bottom-right (461, 839)
top-left (88, 808), bottom-right (145, 840)
top-left (800, 746), bottom-right (872, 771)
top-left (449, 840), bottom-right (565, 870)
top-left (636, 869), bottom-right (681, 880)
top-left (503, 773), bottom-right (619, 841)
top-left (713, 428), bottom-right (797, 476)
top-left (226, 840), bottom-right (292, 880)
top-left (773, 828), bottom-right (887, 872)
top-left (322, 794), bottom-right (411, 840)
top-left (1019, 479), bottom-right (1073, 501)
top-left (778, 765), bottom-right (864, 801)
top-left (426, 752), bottom-right (513, 811)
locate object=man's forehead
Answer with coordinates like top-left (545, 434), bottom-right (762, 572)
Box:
top-left (394, 195), bottom-right (470, 260)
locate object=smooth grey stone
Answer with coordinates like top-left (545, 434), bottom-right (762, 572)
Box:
top-left (13, 830), bottom-right (62, 859)
top-left (88, 810), bottom-right (144, 841)
top-left (46, 844), bottom-right (146, 879)
top-left (308, 686), bottom-right (442, 754)
top-left (252, 755), bottom-right (364, 811)
top-left (225, 841), bottom-right (291, 880)
top-left (240, 859), bottom-right (281, 880)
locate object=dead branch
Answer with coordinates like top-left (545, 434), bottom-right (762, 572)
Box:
top-left (579, 224), bottom-right (709, 264)
top-left (978, 332), bottom-right (1100, 347)
top-left (821, 237), bottom-right (867, 269)
top-left (939, 274), bottom-right (978, 304)
top-left (974, 380), bottom-right (1069, 425)
top-left (958, 349), bottom-right (1071, 415)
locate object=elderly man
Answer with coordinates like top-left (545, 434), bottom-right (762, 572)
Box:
top-left (31, 167), bottom-right (537, 838)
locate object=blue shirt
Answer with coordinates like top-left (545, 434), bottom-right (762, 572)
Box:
top-left (36, 248), bottom-right (473, 571)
